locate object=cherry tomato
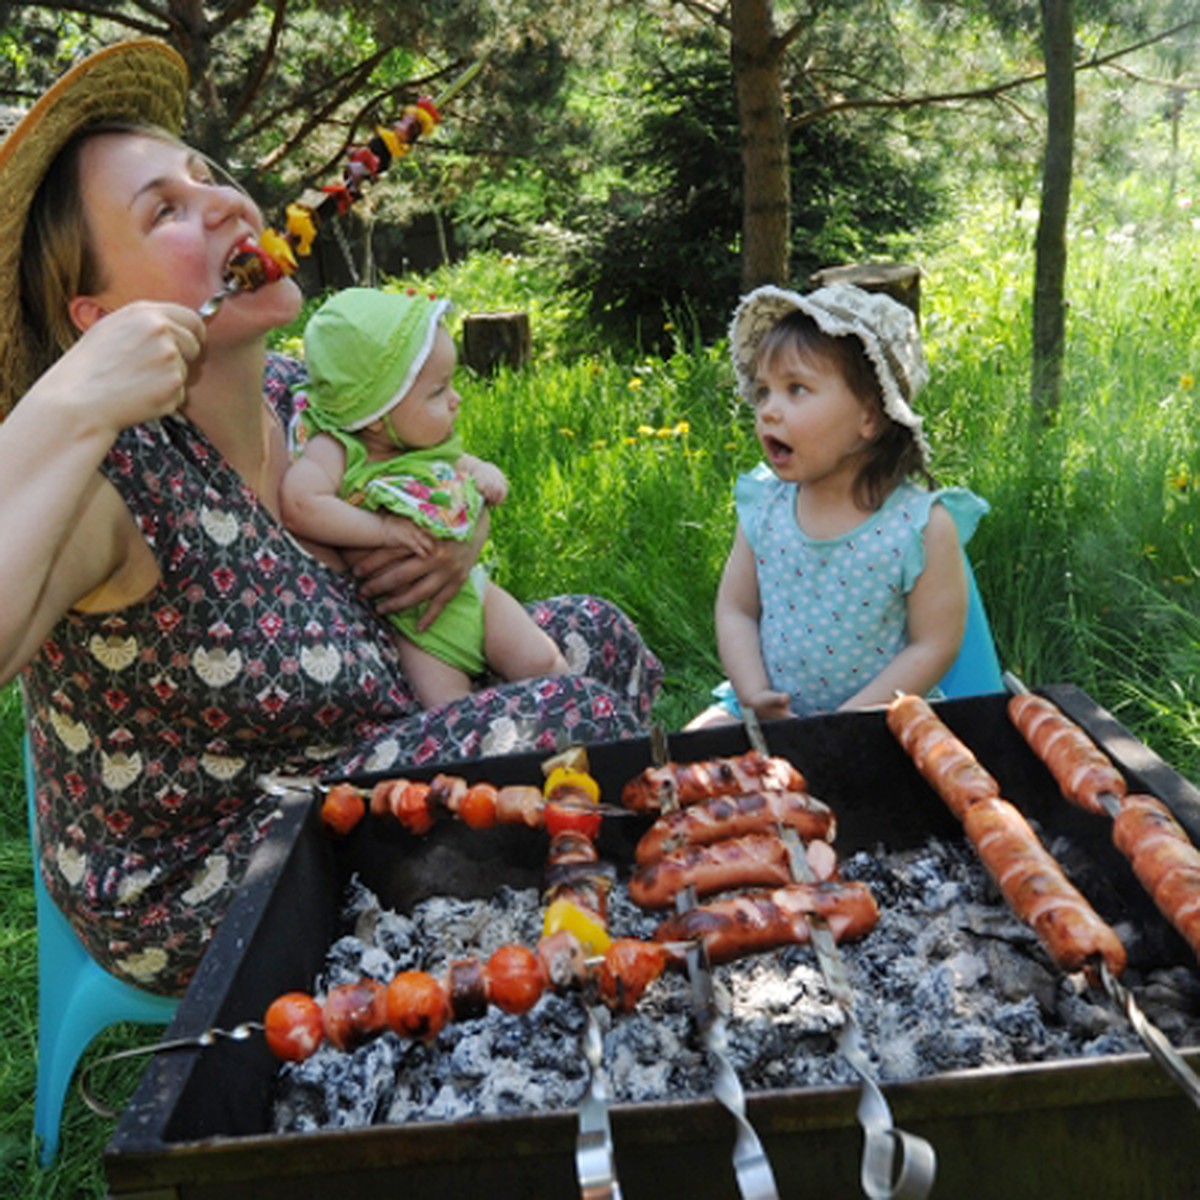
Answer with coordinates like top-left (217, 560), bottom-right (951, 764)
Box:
top-left (485, 944), bottom-right (547, 1015)
top-left (264, 991), bottom-right (324, 1061)
top-left (598, 940), bottom-right (668, 1013)
top-left (320, 783), bottom-right (365, 836)
top-left (321, 978), bottom-right (387, 1050)
top-left (459, 783), bottom-right (499, 829)
top-left (385, 970), bottom-right (451, 1040)
top-left (543, 800), bottom-right (602, 841)
top-left (390, 782), bottom-right (434, 835)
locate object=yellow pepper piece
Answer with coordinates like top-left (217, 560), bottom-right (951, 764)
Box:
top-left (376, 124), bottom-right (403, 159)
top-left (544, 897), bottom-right (611, 954)
top-left (259, 228), bottom-right (298, 274)
top-left (413, 105), bottom-right (437, 138)
top-left (285, 203), bottom-right (318, 256)
top-left (543, 766), bottom-right (600, 803)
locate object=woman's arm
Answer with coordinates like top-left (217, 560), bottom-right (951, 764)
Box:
top-left (0, 302), bottom-right (205, 684)
top-left (715, 527), bottom-right (793, 721)
top-left (348, 505), bottom-right (491, 631)
top-left (840, 502), bottom-right (967, 709)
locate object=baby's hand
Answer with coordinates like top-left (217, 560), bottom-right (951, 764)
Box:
top-left (381, 515), bottom-right (435, 557)
top-left (746, 689), bottom-right (793, 722)
top-left (464, 457), bottom-right (509, 506)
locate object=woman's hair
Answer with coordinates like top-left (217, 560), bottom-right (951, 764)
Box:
top-left (18, 121), bottom-right (185, 384)
top-left (755, 309), bottom-right (932, 509)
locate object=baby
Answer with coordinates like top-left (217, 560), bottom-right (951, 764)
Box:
top-left (281, 287), bottom-right (567, 707)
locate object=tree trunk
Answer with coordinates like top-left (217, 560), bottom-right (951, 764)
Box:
top-left (1031, 0), bottom-right (1076, 418)
top-left (730, 0), bottom-right (791, 292)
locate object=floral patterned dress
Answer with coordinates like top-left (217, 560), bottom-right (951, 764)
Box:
top-left (21, 355), bottom-right (662, 996)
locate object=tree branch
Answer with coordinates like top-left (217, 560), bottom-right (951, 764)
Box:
top-left (227, 0), bottom-right (287, 124)
top-left (673, 0), bottom-right (730, 33)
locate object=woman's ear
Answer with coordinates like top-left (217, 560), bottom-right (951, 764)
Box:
top-left (67, 294), bottom-right (109, 335)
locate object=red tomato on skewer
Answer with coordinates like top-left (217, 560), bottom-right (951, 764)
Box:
top-left (264, 991), bottom-right (324, 1061)
top-left (485, 944), bottom-right (547, 1014)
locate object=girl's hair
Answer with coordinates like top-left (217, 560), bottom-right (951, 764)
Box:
top-left (756, 309), bottom-right (932, 510)
top-left (18, 122), bottom-right (191, 385)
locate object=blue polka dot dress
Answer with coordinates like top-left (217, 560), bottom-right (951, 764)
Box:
top-left (729, 464), bottom-right (987, 717)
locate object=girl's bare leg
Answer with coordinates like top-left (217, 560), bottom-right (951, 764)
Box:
top-left (683, 703), bottom-right (740, 731)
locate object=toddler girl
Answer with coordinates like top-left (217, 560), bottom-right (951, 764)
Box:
top-left (687, 282), bottom-right (987, 727)
top-left (281, 287), bottom-right (567, 707)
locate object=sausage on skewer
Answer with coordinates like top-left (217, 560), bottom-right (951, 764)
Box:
top-left (621, 751), bottom-right (806, 813)
top-left (1007, 693), bottom-right (1127, 817)
top-left (886, 694), bottom-right (1000, 818)
top-left (1112, 794), bottom-right (1200, 962)
top-left (634, 789), bottom-right (835, 865)
top-left (963, 796), bottom-right (1127, 976)
top-left (652, 881), bottom-right (879, 965)
top-left (629, 831), bottom-right (837, 909)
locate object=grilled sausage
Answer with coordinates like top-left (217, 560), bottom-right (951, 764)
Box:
top-left (1007, 694), bottom-right (1127, 817)
top-left (629, 831), bottom-right (839, 909)
top-left (653, 881), bottom-right (879, 964)
top-left (635, 789), bottom-right (836, 865)
top-left (621, 751), bottom-right (806, 813)
top-left (886, 693), bottom-right (1000, 818)
top-left (1112, 793), bottom-right (1200, 961)
top-left (963, 795), bottom-right (1127, 976)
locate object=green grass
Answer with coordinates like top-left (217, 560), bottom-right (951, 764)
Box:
top-left (5, 185), bottom-right (1200, 1193)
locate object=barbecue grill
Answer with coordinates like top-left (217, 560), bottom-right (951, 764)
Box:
top-left (103, 687), bottom-right (1200, 1198)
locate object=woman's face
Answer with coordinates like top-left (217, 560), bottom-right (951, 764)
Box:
top-left (75, 131), bottom-right (301, 333)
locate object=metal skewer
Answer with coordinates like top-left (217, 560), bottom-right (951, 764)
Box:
top-left (652, 722), bottom-right (781, 1200)
top-left (741, 708), bottom-right (936, 1199)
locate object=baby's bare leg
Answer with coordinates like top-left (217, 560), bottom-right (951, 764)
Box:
top-left (483, 583), bottom-right (569, 681)
top-left (398, 638), bottom-right (473, 708)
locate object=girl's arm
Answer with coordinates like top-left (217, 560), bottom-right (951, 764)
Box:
top-left (840, 502), bottom-right (967, 709)
top-left (0, 302), bottom-right (206, 685)
top-left (715, 526), bottom-right (793, 721)
top-left (279, 435), bottom-right (434, 557)
top-left (459, 453), bottom-right (508, 506)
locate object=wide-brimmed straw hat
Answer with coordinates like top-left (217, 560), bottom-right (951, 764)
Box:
top-left (0, 39), bottom-right (189, 415)
top-left (729, 282), bottom-right (931, 460)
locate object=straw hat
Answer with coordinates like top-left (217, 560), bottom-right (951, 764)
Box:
top-left (729, 282), bottom-right (931, 460)
top-left (0, 39), bottom-right (189, 415)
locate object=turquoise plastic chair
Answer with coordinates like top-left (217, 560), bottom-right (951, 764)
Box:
top-left (937, 559), bottom-right (1003, 698)
top-left (24, 735), bottom-right (178, 1165)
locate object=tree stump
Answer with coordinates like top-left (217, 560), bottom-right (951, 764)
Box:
top-left (461, 311), bottom-right (532, 374)
top-left (807, 262), bottom-right (922, 322)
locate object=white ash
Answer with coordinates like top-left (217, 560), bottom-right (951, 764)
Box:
top-left (271, 835), bottom-right (1200, 1132)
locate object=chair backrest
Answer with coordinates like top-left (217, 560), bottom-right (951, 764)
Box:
top-left (936, 557), bottom-right (1003, 698)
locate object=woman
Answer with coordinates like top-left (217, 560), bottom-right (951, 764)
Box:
top-left (0, 40), bottom-right (661, 996)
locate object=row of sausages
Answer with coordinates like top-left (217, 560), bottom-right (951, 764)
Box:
top-left (888, 690), bottom-right (1200, 978)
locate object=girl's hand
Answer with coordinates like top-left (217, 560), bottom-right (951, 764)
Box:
top-left (33, 301), bottom-right (205, 434)
top-left (745, 689), bottom-right (793, 722)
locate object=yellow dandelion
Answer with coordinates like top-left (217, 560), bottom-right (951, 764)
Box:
top-left (655, 427), bottom-right (674, 439)
top-left (673, 420), bottom-right (691, 435)
top-left (1143, 544), bottom-right (1158, 559)
top-left (559, 427), bottom-right (576, 438)
top-left (623, 436), bottom-right (638, 446)
top-left (1181, 373), bottom-right (1195, 391)
top-left (1173, 575), bottom-right (1194, 586)
top-left (1171, 467), bottom-right (1190, 492)
top-left (627, 377), bottom-right (644, 390)
top-left (637, 424), bottom-right (656, 437)
top-left (592, 439), bottom-right (608, 450)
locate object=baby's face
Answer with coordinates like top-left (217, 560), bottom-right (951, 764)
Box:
top-left (368, 326), bottom-right (460, 453)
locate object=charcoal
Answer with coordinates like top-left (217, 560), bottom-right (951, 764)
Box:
top-left (271, 832), bottom-right (1200, 1133)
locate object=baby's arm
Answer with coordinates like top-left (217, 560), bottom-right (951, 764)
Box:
top-left (715, 526), bottom-right (793, 721)
top-left (841, 502), bottom-right (967, 709)
top-left (459, 453), bottom-right (508, 506)
top-left (280, 435), bottom-right (434, 557)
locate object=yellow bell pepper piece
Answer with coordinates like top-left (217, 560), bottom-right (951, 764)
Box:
top-left (543, 897), bottom-right (611, 954)
top-left (259, 228), bottom-right (298, 274)
top-left (285, 203), bottom-right (318, 256)
top-left (543, 767), bottom-right (600, 803)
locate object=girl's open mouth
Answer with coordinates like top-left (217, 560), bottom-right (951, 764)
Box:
top-left (761, 434), bottom-right (793, 467)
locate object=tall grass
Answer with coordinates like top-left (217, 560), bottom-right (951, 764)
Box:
top-left (4, 183), bottom-right (1200, 1193)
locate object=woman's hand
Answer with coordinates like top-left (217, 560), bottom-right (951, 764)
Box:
top-left (349, 507), bottom-right (490, 630)
top-left (36, 301), bottom-right (206, 435)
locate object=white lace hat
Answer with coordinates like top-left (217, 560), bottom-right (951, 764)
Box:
top-left (729, 282), bottom-right (930, 459)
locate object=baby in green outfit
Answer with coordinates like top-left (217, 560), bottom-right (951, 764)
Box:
top-left (281, 287), bottom-right (567, 707)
